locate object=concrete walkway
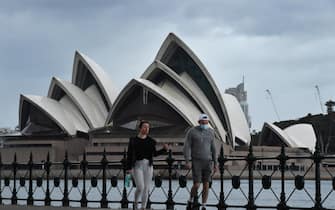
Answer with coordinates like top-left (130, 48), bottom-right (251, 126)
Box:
top-left (0, 206), bottom-right (167, 210)
top-left (0, 205), bottom-right (135, 210)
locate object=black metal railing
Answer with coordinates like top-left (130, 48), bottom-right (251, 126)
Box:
top-left (0, 143), bottom-right (335, 210)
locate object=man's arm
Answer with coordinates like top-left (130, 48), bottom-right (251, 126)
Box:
top-left (183, 129), bottom-right (192, 166)
top-left (211, 136), bottom-right (217, 167)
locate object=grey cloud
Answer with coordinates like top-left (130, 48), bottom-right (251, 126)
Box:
top-left (0, 0), bottom-right (334, 130)
top-left (171, 0), bottom-right (335, 38)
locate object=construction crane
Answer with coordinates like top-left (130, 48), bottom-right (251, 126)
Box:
top-left (315, 85), bottom-right (324, 113)
top-left (266, 89), bottom-right (281, 121)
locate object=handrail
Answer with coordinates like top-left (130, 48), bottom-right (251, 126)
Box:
top-left (0, 144), bottom-right (335, 210)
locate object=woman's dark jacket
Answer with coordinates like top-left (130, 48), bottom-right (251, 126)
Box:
top-left (126, 136), bottom-right (167, 170)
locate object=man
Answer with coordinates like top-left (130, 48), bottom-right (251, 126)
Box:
top-left (184, 113), bottom-right (218, 210)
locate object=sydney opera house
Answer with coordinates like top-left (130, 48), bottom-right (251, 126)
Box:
top-left (1, 33), bottom-right (320, 171)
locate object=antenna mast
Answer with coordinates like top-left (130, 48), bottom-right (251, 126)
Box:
top-left (315, 85), bottom-right (324, 113)
top-left (266, 89), bottom-right (281, 121)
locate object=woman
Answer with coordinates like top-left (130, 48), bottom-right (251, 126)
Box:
top-left (126, 120), bottom-right (169, 210)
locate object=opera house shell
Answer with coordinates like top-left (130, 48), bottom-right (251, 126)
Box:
top-left (3, 33), bottom-right (314, 163)
top-left (1, 33), bottom-right (253, 162)
top-left (259, 122), bottom-right (317, 152)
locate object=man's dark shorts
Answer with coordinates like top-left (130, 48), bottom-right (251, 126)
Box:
top-left (192, 159), bottom-right (212, 183)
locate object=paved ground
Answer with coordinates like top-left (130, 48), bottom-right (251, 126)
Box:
top-left (0, 206), bottom-right (166, 210)
top-left (0, 205), bottom-right (135, 210)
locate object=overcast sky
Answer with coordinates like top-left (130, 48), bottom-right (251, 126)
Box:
top-left (0, 0), bottom-right (334, 131)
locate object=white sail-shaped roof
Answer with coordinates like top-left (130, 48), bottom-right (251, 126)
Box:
top-left (155, 33), bottom-right (232, 145)
top-left (107, 78), bottom-right (199, 129)
top-left (141, 60), bottom-right (226, 142)
top-left (284, 124), bottom-right (316, 152)
top-left (19, 95), bottom-right (80, 136)
top-left (260, 122), bottom-right (299, 147)
top-left (260, 122), bottom-right (316, 152)
top-left (222, 94), bottom-right (251, 145)
top-left (16, 33), bottom-right (253, 149)
top-left (48, 77), bottom-right (106, 128)
top-left (72, 51), bottom-right (117, 115)
top-left (18, 50), bottom-right (119, 136)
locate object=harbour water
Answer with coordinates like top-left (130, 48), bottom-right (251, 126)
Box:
top-left (1, 179), bottom-right (335, 209)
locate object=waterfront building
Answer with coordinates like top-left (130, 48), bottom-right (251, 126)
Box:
top-left (0, 127), bottom-right (20, 148)
top-left (86, 33), bottom-right (251, 161)
top-left (0, 136), bottom-right (3, 148)
top-left (270, 100), bottom-right (335, 154)
top-left (225, 80), bottom-right (251, 128)
top-left (1, 33), bottom-right (251, 163)
top-left (1, 32), bottom-right (323, 175)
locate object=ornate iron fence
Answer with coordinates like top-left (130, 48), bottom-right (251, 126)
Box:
top-left (0, 144), bottom-right (335, 210)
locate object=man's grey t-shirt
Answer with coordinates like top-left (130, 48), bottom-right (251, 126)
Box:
top-left (183, 126), bottom-right (217, 166)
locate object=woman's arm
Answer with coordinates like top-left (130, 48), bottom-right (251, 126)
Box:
top-left (153, 139), bottom-right (168, 157)
top-left (126, 138), bottom-right (134, 170)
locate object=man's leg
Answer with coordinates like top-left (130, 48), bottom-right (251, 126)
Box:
top-left (202, 182), bottom-right (209, 205)
top-left (190, 160), bottom-right (201, 203)
top-left (191, 182), bottom-right (200, 200)
top-left (201, 160), bottom-right (212, 209)
top-left (187, 182), bottom-right (200, 210)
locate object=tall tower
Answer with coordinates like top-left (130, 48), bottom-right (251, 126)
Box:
top-left (225, 77), bottom-right (251, 128)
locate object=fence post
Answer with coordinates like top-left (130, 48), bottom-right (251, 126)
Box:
top-left (166, 148), bottom-right (175, 210)
top-left (11, 153), bottom-right (17, 205)
top-left (80, 152), bottom-right (88, 207)
top-left (121, 148), bottom-right (129, 208)
top-left (101, 149), bottom-right (108, 208)
top-left (277, 145), bottom-right (288, 210)
top-left (62, 151), bottom-right (69, 207)
top-left (246, 144), bottom-right (256, 210)
top-left (314, 142), bottom-right (323, 210)
top-left (44, 152), bottom-right (51, 206)
top-left (27, 152), bottom-right (34, 205)
top-left (218, 144), bottom-right (226, 210)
